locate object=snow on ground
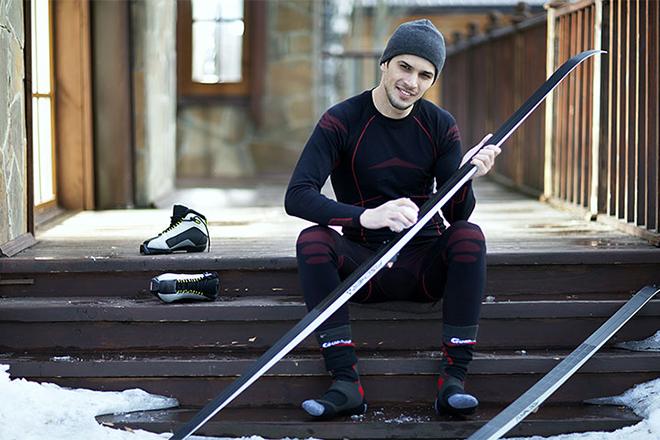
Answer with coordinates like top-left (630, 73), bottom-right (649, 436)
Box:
top-left (510, 378), bottom-right (660, 440)
top-left (615, 330), bottom-right (660, 352)
top-left (0, 364), bottom-right (285, 440)
top-left (510, 329), bottom-right (660, 440)
top-left (1, 349), bottom-right (659, 440)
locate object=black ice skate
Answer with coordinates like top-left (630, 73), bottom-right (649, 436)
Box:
top-left (150, 272), bottom-right (220, 303)
top-left (140, 204), bottom-right (210, 255)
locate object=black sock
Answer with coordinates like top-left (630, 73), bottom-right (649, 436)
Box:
top-left (436, 325), bottom-right (479, 414)
top-left (316, 325), bottom-right (363, 408)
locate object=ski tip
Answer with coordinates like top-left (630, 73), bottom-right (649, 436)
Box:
top-left (580, 49), bottom-right (607, 58)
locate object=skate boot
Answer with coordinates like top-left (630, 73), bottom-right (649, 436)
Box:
top-left (435, 324), bottom-right (479, 416)
top-left (140, 204), bottom-right (210, 255)
top-left (150, 272), bottom-right (220, 303)
top-left (302, 325), bottom-right (367, 419)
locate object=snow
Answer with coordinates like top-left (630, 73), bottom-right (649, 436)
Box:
top-left (0, 364), bottom-right (174, 439)
top-left (615, 330), bottom-right (660, 352)
top-left (1, 348), bottom-right (659, 440)
top-left (507, 330), bottom-right (660, 440)
top-left (511, 378), bottom-right (660, 440)
top-left (0, 364), bottom-right (285, 440)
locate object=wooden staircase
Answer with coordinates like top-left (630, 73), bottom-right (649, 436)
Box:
top-left (1, 250), bottom-right (659, 439)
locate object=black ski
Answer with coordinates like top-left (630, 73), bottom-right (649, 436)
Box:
top-left (467, 284), bottom-right (659, 440)
top-left (169, 49), bottom-right (604, 440)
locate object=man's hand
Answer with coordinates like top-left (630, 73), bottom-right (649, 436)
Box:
top-left (460, 133), bottom-right (502, 178)
top-left (359, 198), bottom-right (419, 233)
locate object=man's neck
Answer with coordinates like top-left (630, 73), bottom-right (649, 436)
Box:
top-left (371, 85), bottom-right (413, 119)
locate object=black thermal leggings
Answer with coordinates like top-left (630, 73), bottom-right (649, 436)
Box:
top-left (296, 220), bottom-right (487, 332)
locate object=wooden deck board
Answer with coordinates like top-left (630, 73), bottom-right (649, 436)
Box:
top-left (15, 179), bottom-right (658, 262)
top-left (95, 404), bottom-right (641, 439)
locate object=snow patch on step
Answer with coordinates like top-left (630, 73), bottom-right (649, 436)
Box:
top-left (0, 363), bottom-right (318, 440)
top-left (615, 330), bottom-right (660, 352)
top-left (510, 378), bottom-right (660, 440)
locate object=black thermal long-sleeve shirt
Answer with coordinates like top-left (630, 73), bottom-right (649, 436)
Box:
top-left (285, 90), bottom-right (475, 244)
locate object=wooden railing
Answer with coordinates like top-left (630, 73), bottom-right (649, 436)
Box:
top-left (598, 0), bottom-right (658, 238)
top-left (548, 1), bottom-right (600, 212)
top-left (443, 0), bottom-right (659, 244)
top-left (549, 0), bottom-right (659, 242)
top-left (441, 15), bottom-right (548, 195)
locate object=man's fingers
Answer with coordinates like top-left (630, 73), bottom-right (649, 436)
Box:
top-left (400, 206), bottom-right (418, 224)
top-left (472, 153), bottom-right (493, 168)
top-left (470, 143), bottom-right (503, 177)
top-left (471, 158), bottom-right (487, 174)
top-left (389, 210), bottom-right (416, 228)
top-left (392, 198), bottom-right (419, 211)
top-left (479, 144), bottom-right (502, 158)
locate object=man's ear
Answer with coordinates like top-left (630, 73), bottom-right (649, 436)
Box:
top-left (379, 61), bottom-right (388, 73)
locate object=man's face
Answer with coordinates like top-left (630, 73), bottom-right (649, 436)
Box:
top-left (380, 54), bottom-right (436, 112)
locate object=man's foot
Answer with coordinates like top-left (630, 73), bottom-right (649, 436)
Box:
top-left (150, 272), bottom-right (220, 303)
top-left (302, 380), bottom-right (367, 419)
top-left (140, 205), bottom-right (210, 255)
top-left (434, 375), bottom-right (479, 416)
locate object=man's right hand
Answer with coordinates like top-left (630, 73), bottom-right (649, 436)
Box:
top-left (359, 198), bottom-right (419, 233)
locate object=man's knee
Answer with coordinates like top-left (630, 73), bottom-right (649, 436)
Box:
top-left (446, 221), bottom-right (486, 262)
top-left (447, 221), bottom-right (485, 243)
top-left (296, 226), bottom-right (337, 265)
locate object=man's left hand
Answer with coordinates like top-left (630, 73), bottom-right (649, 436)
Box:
top-left (460, 133), bottom-right (502, 178)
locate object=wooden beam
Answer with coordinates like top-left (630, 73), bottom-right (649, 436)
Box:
top-left (54, 0), bottom-right (95, 210)
top-left (90, 0), bottom-right (134, 208)
top-left (589, 0), bottom-right (602, 217)
top-left (0, 233), bottom-right (37, 257)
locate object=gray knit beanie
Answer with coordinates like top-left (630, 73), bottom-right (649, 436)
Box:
top-left (379, 19), bottom-right (446, 80)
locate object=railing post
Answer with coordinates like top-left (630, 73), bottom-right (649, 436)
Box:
top-left (543, 5), bottom-right (556, 200)
top-left (589, 0), bottom-right (603, 218)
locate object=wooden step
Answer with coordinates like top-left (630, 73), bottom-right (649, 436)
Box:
top-left (1, 249), bottom-right (658, 298)
top-left (0, 296), bottom-right (657, 351)
top-left (2, 350), bottom-right (657, 406)
top-left (96, 403), bottom-right (642, 439)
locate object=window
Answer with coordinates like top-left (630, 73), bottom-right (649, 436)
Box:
top-left (177, 0), bottom-right (250, 97)
top-left (31, 0), bottom-right (57, 208)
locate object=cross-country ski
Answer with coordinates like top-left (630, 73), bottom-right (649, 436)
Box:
top-left (169, 49), bottom-right (605, 440)
top-left (467, 285), bottom-right (660, 440)
top-left (3, 3), bottom-right (659, 440)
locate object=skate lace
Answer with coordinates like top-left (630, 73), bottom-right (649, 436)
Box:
top-left (199, 216), bottom-right (211, 252)
top-left (159, 216), bottom-right (183, 235)
top-left (178, 275), bottom-right (212, 294)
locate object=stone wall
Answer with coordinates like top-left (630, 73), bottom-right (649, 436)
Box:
top-left (0, 0), bottom-right (26, 244)
top-left (254, 0), bottom-right (318, 175)
top-left (177, 105), bottom-right (255, 178)
top-left (131, 0), bottom-right (177, 206)
top-left (177, 0), bottom-right (318, 180)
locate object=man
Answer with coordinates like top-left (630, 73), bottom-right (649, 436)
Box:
top-left (284, 19), bottom-right (501, 419)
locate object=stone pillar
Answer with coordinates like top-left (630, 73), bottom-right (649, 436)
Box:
top-left (0, 0), bottom-right (27, 245)
top-left (131, 0), bottom-right (177, 206)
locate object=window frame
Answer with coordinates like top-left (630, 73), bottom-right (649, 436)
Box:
top-left (177, 0), bottom-right (251, 98)
top-left (31, 0), bottom-right (58, 210)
